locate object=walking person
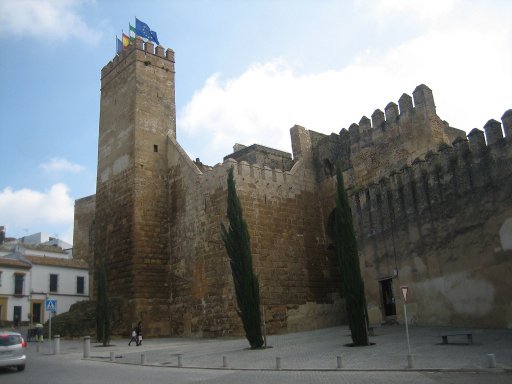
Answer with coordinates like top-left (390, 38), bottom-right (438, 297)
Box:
top-left (128, 327), bottom-right (137, 346)
top-left (135, 321), bottom-right (142, 346)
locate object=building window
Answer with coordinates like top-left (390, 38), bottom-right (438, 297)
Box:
top-left (50, 274), bottom-right (58, 293)
top-left (153, 144), bottom-right (159, 152)
top-left (77, 276), bottom-right (85, 294)
top-left (14, 274), bottom-right (24, 295)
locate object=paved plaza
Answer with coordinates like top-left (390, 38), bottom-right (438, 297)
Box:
top-left (34, 325), bottom-right (512, 372)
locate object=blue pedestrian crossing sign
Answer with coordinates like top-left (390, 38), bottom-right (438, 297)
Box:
top-left (45, 298), bottom-right (57, 312)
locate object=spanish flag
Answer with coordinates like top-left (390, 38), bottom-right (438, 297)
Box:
top-left (122, 33), bottom-right (130, 49)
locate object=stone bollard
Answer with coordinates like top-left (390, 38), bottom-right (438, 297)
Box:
top-left (110, 351), bottom-right (115, 361)
top-left (275, 357), bottom-right (281, 370)
top-left (141, 353), bottom-right (146, 365)
top-left (337, 355), bottom-right (343, 369)
top-left (488, 353), bottom-right (496, 368)
top-left (53, 335), bottom-right (60, 355)
top-left (407, 354), bottom-right (414, 368)
top-left (177, 354), bottom-right (183, 367)
top-left (83, 336), bottom-right (91, 358)
top-left (222, 355), bottom-right (228, 368)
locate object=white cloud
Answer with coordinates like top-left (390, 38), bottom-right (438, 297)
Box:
top-left (179, 1), bottom-right (512, 165)
top-left (0, 184), bottom-right (75, 243)
top-left (362, 1), bottom-right (512, 131)
top-left (371, 0), bottom-right (458, 22)
top-left (39, 157), bottom-right (85, 173)
top-left (0, 0), bottom-right (100, 43)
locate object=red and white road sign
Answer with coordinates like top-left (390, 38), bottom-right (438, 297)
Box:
top-left (400, 285), bottom-right (409, 303)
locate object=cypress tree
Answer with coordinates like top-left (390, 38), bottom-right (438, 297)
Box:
top-left (221, 167), bottom-right (264, 349)
top-left (95, 257), bottom-right (111, 346)
top-left (334, 162), bottom-right (370, 346)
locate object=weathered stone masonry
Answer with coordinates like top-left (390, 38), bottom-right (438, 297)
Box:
top-left (74, 39), bottom-right (512, 337)
top-left (315, 110), bottom-right (512, 328)
top-left (166, 132), bottom-right (343, 337)
top-left (91, 38), bottom-right (175, 335)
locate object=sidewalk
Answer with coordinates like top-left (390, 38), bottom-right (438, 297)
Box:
top-left (33, 325), bottom-right (512, 372)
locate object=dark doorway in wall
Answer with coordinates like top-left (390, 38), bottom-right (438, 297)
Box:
top-left (13, 306), bottom-right (22, 326)
top-left (32, 302), bottom-right (42, 323)
top-left (380, 278), bottom-right (396, 318)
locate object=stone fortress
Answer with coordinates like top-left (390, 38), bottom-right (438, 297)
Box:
top-left (73, 37), bottom-right (512, 337)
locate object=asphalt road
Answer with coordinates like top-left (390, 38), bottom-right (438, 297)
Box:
top-left (1, 347), bottom-right (510, 384)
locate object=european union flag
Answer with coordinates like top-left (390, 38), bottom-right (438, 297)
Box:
top-left (150, 30), bottom-right (159, 45)
top-left (135, 18), bottom-right (160, 45)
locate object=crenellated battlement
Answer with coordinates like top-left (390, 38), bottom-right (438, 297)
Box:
top-left (100, 36), bottom-right (175, 82)
top-left (350, 111), bottom-right (511, 231)
top-left (345, 84), bottom-right (441, 151)
top-left (311, 84), bottom-right (467, 188)
top-left (195, 154), bottom-right (309, 197)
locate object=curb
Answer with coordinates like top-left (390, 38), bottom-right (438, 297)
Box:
top-left (83, 357), bottom-right (511, 374)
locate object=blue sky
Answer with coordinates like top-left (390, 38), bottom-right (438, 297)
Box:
top-left (0, 0), bottom-right (511, 244)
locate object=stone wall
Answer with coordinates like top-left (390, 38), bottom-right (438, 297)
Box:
top-left (313, 85), bottom-right (466, 188)
top-left (166, 137), bottom-right (235, 337)
top-left (166, 136), bottom-right (344, 337)
top-left (95, 42), bottom-right (138, 306)
top-left (341, 117), bottom-right (511, 327)
top-left (73, 195), bottom-right (95, 268)
top-left (234, 159), bottom-right (343, 334)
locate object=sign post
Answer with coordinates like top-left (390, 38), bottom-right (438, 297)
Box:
top-left (400, 286), bottom-right (413, 368)
top-left (45, 298), bottom-right (57, 352)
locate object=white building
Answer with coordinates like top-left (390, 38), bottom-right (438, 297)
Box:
top-left (0, 244), bottom-right (89, 325)
top-left (16, 232), bottom-right (73, 255)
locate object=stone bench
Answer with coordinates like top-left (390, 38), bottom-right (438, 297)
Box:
top-left (440, 332), bottom-right (473, 345)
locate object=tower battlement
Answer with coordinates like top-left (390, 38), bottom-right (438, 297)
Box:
top-left (100, 36), bottom-right (175, 82)
top-left (310, 84), bottom-right (465, 188)
top-left (345, 84), bottom-right (440, 151)
top-left (351, 111), bottom-right (511, 228)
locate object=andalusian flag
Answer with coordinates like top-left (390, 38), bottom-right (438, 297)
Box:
top-left (122, 33), bottom-right (130, 49)
top-left (129, 23), bottom-right (136, 41)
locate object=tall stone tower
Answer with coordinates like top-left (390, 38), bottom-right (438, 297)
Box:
top-left (95, 37), bottom-right (175, 335)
